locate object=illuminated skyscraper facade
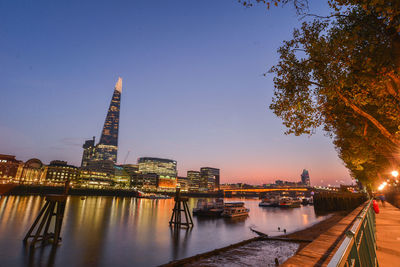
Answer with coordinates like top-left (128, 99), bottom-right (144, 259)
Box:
top-left (96, 77), bottom-right (122, 163)
top-left (81, 78), bottom-right (122, 168)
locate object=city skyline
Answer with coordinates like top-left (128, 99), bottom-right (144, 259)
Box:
top-left (0, 1), bottom-right (352, 186)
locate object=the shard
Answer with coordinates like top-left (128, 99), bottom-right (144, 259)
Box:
top-left (95, 77), bottom-right (122, 163)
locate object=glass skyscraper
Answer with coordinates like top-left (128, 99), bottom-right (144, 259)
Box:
top-left (96, 77), bottom-right (122, 163)
top-left (81, 78), bottom-right (122, 167)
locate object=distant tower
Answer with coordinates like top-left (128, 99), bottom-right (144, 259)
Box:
top-left (301, 169), bottom-right (310, 186)
top-left (81, 78), bottom-right (122, 167)
top-left (95, 77), bottom-right (122, 163)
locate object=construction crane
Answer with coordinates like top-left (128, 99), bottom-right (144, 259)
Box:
top-left (123, 150), bottom-right (130, 164)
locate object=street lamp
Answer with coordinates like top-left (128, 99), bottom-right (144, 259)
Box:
top-left (392, 170), bottom-right (399, 178)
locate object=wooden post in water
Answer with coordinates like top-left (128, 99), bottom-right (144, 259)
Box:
top-left (169, 187), bottom-right (193, 228)
top-left (23, 178), bottom-right (69, 247)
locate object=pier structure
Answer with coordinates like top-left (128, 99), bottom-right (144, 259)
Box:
top-left (169, 187), bottom-right (193, 228)
top-left (23, 178), bottom-right (70, 247)
top-left (23, 194), bottom-right (67, 247)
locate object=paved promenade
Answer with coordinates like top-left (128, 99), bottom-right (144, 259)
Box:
top-left (376, 202), bottom-right (400, 266)
top-left (282, 206), bottom-right (364, 266)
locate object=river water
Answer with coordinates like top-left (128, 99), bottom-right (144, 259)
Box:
top-left (0, 196), bottom-right (327, 267)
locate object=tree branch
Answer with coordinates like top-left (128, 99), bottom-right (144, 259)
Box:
top-left (336, 90), bottom-right (400, 145)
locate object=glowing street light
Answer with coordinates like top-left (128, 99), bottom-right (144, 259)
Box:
top-left (392, 170), bottom-right (399, 178)
top-left (378, 181), bottom-right (388, 191)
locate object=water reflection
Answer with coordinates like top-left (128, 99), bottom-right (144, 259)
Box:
top-left (0, 196), bottom-right (327, 267)
top-left (170, 227), bottom-right (192, 260)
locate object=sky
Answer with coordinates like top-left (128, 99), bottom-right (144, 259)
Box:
top-left (0, 0), bottom-right (352, 186)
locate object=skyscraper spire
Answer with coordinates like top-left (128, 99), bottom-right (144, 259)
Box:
top-left (115, 77), bottom-right (122, 93)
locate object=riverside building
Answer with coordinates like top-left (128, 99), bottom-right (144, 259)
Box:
top-left (0, 154), bottom-right (23, 183)
top-left (45, 160), bottom-right (79, 185)
top-left (200, 167), bottom-right (220, 191)
top-left (138, 157), bottom-right (177, 190)
top-left (187, 171), bottom-right (201, 192)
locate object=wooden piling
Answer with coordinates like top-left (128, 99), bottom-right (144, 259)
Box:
top-left (169, 187), bottom-right (193, 228)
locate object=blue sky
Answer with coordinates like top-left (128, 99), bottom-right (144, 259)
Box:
top-left (0, 0), bottom-right (352, 185)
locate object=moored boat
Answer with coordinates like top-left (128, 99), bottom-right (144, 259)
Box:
top-left (259, 195), bottom-right (280, 207)
top-left (279, 197), bottom-right (300, 208)
top-left (221, 202), bottom-right (249, 218)
top-left (193, 198), bottom-right (224, 217)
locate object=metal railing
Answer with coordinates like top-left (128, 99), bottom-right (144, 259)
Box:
top-left (328, 199), bottom-right (378, 267)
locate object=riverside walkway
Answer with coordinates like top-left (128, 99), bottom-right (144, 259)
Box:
top-left (376, 202), bottom-right (400, 266)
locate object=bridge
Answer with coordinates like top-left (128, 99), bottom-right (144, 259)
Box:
top-left (222, 188), bottom-right (309, 193)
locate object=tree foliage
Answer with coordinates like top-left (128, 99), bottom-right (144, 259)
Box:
top-left (266, 1), bottom-right (400, 185)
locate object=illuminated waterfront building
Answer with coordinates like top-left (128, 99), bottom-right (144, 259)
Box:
top-left (80, 77), bottom-right (122, 168)
top-left (45, 160), bottom-right (79, 185)
top-left (301, 169), bottom-right (310, 186)
top-left (138, 157), bottom-right (177, 190)
top-left (79, 169), bottom-right (112, 188)
top-left (177, 176), bottom-right (189, 191)
top-left (187, 171), bottom-right (201, 192)
top-left (0, 154), bottom-right (23, 183)
top-left (139, 173), bottom-right (158, 190)
top-left (121, 164), bottom-right (140, 188)
top-left (200, 167), bottom-right (220, 191)
top-left (113, 165), bottom-right (130, 187)
top-left (20, 158), bottom-right (47, 184)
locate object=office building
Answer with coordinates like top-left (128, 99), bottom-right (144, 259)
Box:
top-left (187, 171), bottom-right (201, 192)
top-left (0, 154), bottom-right (23, 183)
top-left (81, 137), bottom-right (96, 167)
top-left (200, 167), bottom-right (220, 191)
top-left (301, 169), bottom-right (310, 186)
top-left (138, 157), bottom-right (177, 190)
top-left (177, 176), bottom-right (189, 191)
top-left (45, 160), bottom-right (79, 185)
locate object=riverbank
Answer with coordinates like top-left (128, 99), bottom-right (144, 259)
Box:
top-left (161, 211), bottom-right (347, 266)
top-left (0, 184), bottom-right (225, 198)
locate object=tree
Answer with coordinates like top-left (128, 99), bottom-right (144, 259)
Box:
top-left (266, 1), bottom-right (400, 184)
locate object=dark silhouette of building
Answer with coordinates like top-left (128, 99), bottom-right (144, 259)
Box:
top-left (301, 169), bottom-right (310, 186)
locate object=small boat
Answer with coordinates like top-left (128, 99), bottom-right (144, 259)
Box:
top-left (221, 202), bottom-right (249, 218)
top-left (259, 195), bottom-right (280, 207)
top-left (301, 197), bottom-right (314, 205)
top-left (141, 194), bottom-right (171, 199)
top-left (279, 197), bottom-right (301, 208)
top-left (193, 198), bottom-right (224, 217)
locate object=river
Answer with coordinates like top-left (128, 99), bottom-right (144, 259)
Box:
top-left (0, 195), bottom-right (327, 267)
